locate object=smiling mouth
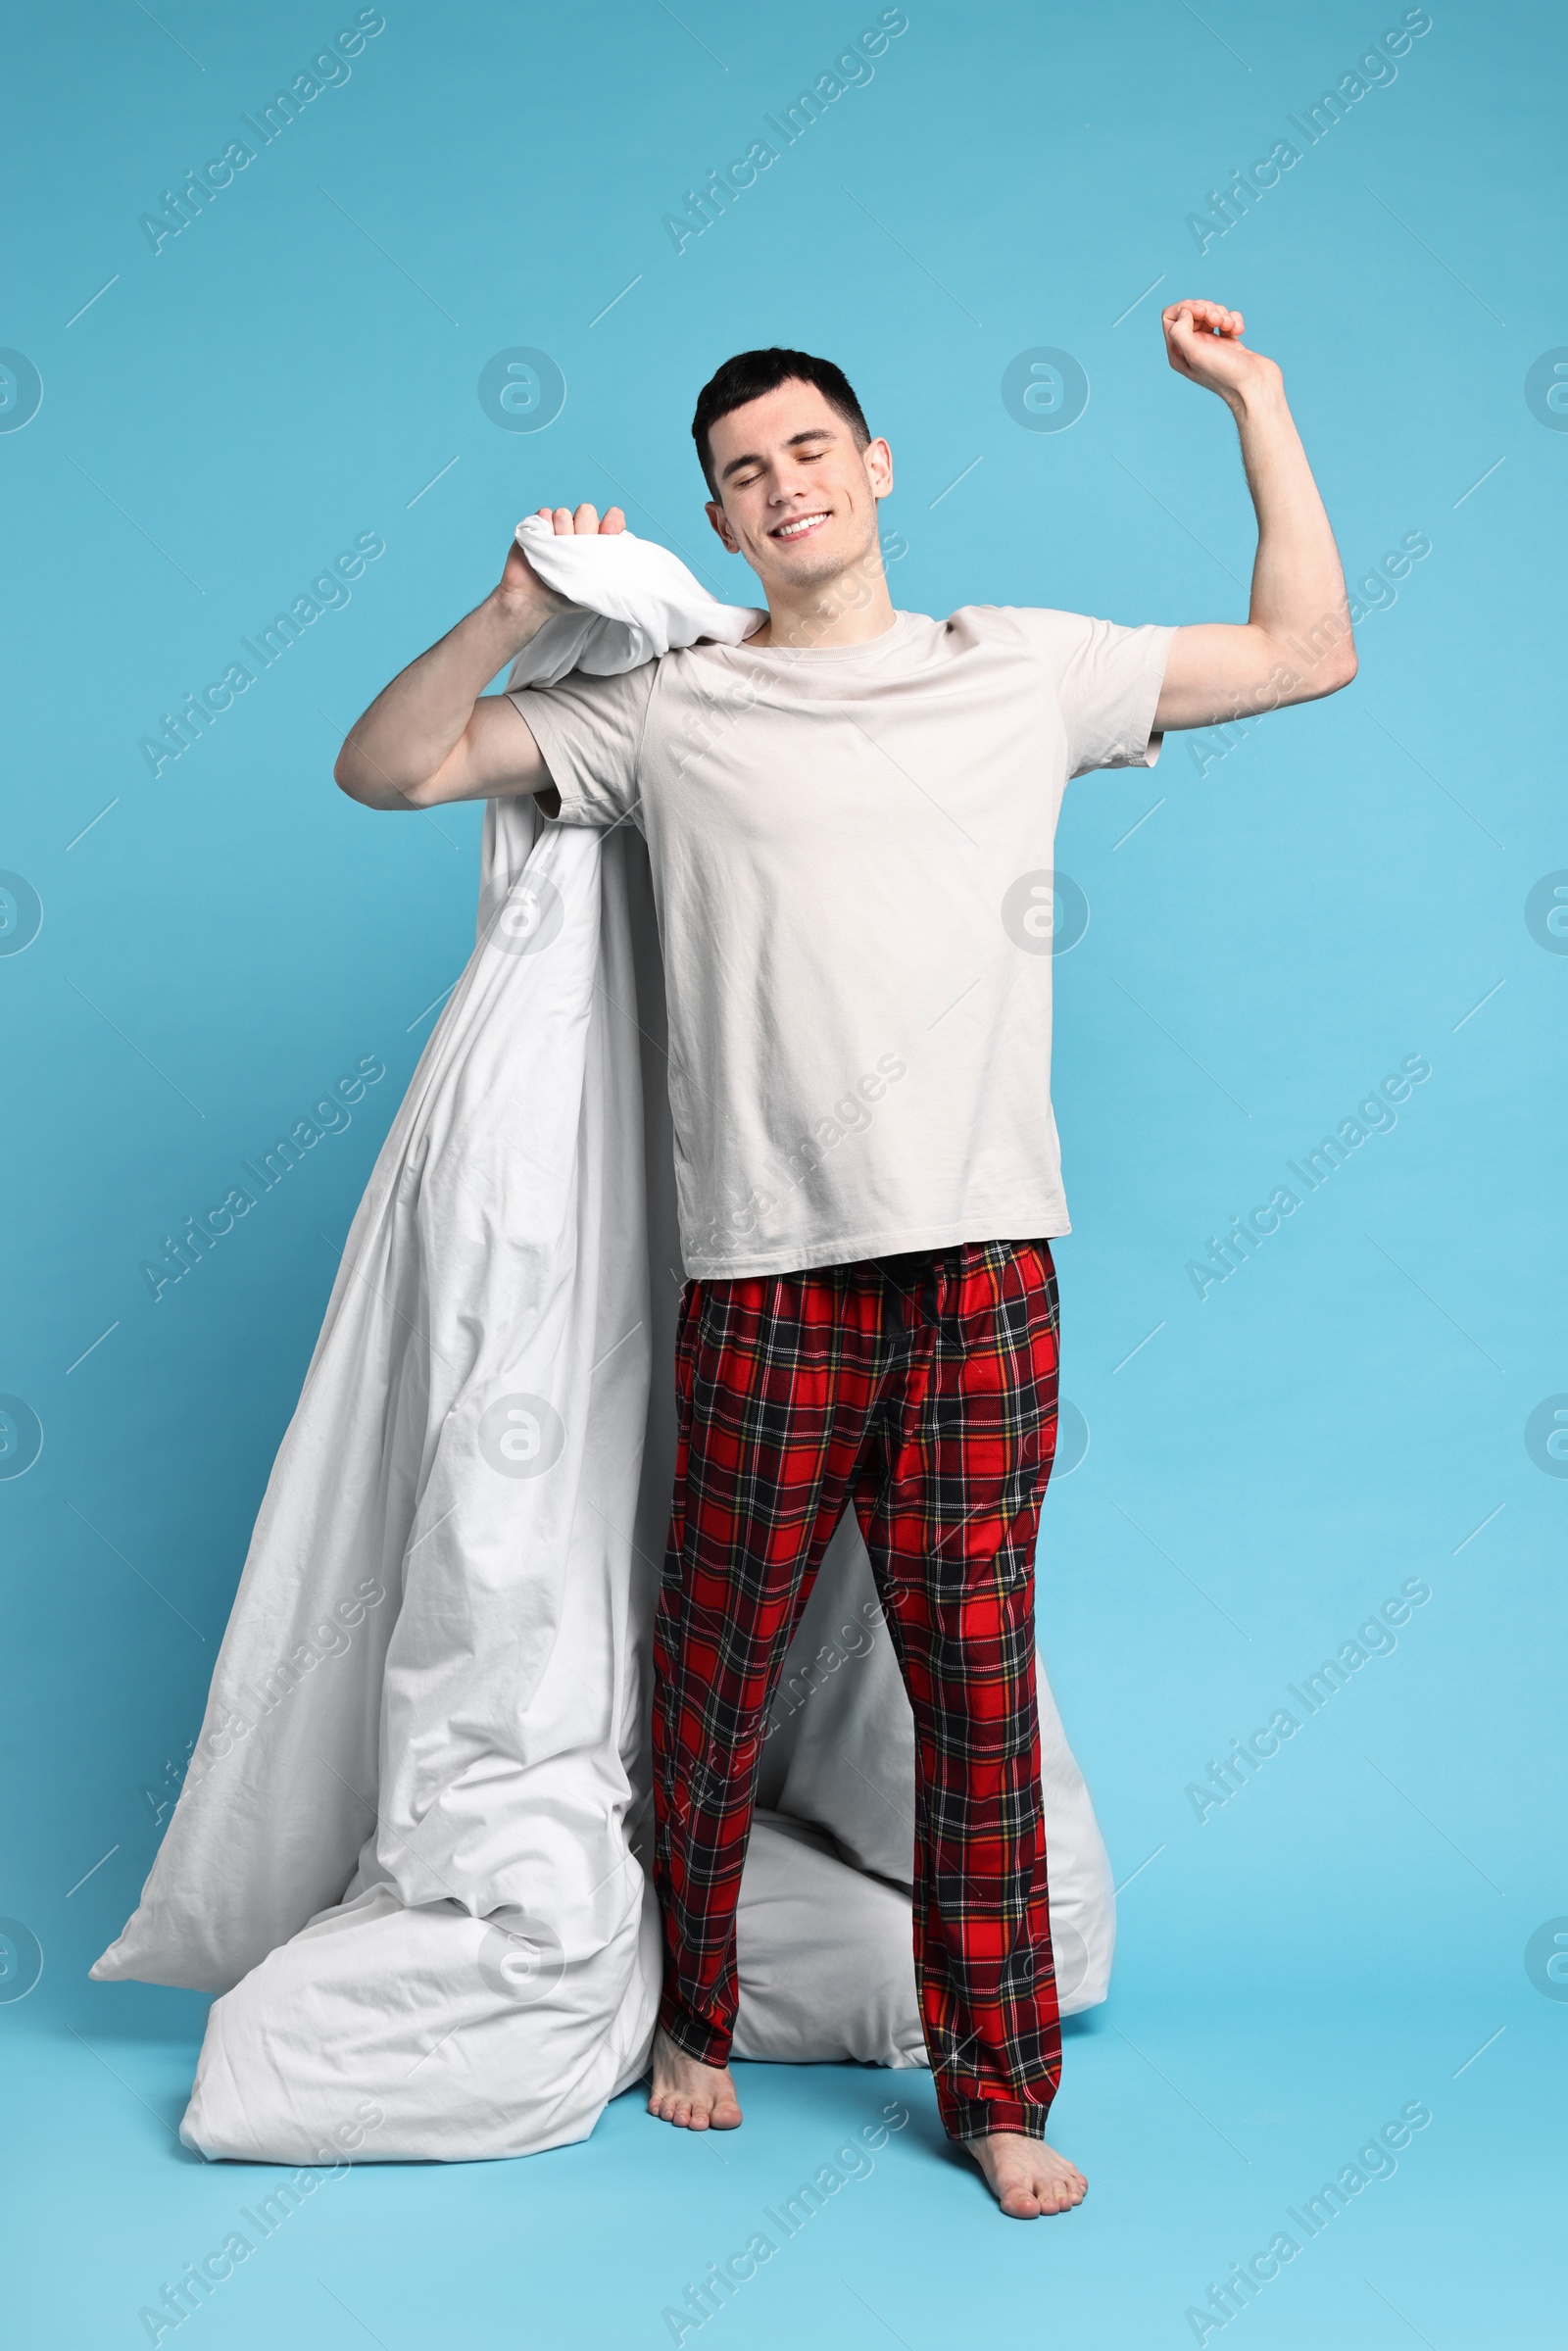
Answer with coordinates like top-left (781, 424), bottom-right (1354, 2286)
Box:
top-left (769, 511), bottom-right (831, 542)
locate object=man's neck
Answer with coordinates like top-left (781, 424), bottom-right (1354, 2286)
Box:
top-left (747, 548), bottom-right (898, 653)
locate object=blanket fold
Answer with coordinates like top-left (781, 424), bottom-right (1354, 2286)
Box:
top-left (93, 525), bottom-right (1113, 2163)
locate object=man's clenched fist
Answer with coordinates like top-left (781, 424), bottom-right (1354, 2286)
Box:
top-left (1162, 298), bottom-right (1283, 409)
top-left (497, 501), bottom-right (627, 617)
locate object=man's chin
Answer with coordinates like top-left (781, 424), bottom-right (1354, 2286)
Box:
top-left (758, 534), bottom-right (871, 591)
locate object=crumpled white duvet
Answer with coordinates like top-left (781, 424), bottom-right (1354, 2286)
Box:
top-left (92, 523), bottom-right (1114, 2165)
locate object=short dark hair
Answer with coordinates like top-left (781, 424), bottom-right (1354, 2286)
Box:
top-left (691, 347), bottom-right (869, 497)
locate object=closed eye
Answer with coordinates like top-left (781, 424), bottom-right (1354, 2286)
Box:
top-left (723, 437), bottom-right (835, 490)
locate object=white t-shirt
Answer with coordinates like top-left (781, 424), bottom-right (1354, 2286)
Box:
top-left (514, 604), bottom-right (1174, 1281)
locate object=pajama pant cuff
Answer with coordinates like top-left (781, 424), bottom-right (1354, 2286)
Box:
top-left (945, 2092), bottom-right (1054, 2143)
top-left (658, 1993), bottom-right (732, 2070)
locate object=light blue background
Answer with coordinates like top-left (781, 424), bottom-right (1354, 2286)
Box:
top-left (3, 2), bottom-right (1563, 2343)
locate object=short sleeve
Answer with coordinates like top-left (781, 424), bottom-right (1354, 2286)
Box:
top-left (508, 661), bottom-right (658, 828)
top-left (1011, 608), bottom-right (1177, 780)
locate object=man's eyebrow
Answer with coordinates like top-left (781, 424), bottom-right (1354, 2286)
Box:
top-left (718, 425), bottom-right (838, 483)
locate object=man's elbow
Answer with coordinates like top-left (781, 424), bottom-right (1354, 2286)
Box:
top-left (1280, 632), bottom-right (1356, 707)
top-left (334, 746), bottom-right (423, 810)
top-left (334, 763), bottom-right (390, 809)
top-left (1324, 640), bottom-right (1358, 694)
top-left (333, 747), bottom-right (365, 803)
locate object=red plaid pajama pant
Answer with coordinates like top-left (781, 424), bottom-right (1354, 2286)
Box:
top-left (651, 1236), bottom-right (1063, 2142)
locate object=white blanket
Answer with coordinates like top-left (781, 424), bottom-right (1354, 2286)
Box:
top-left (92, 524), bottom-right (1113, 2164)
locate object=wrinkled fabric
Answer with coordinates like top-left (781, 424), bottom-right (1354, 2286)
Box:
top-left (505, 511), bottom-right (762, 686)
top-left (92, 526), bottom-right (1114, 2164)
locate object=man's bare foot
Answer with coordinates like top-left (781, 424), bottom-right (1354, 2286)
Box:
top-left (646, 2025), bottom-right (743, 2131)
top-left (964, 2131), bottom-right (1087, 2218)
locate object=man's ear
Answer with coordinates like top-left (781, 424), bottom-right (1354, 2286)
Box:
top-left (864, 437), bottom-right (894, 499)
top-left (706, 498), bottom-right (740, 553)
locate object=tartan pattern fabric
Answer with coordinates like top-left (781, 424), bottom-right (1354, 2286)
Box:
top-left (651, 1237), bottom-right (1063, 2141)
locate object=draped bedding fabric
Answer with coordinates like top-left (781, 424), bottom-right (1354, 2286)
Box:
top-left (91, 525), bottom-right (1115, 2164)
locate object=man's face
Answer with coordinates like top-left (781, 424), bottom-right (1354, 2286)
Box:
top-left (704, 380), bottom-right (893, 593)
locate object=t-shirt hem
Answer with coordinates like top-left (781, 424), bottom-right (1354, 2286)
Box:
top-left (510, 685), bottom-right (634, 829)
top-left (1128, 622), bottom-right (1177, 770)
top-left (1078, 621), bottom-right (1177, 777)
top-left (681, 1207), bottom-right (1073, 1284)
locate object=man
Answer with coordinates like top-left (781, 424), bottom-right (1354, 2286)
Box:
top-left (335, 302), bottom-right (1356, 2218)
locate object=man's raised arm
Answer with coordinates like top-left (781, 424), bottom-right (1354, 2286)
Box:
top-left (332, 503), bottom-right (624, 810)
top-left (1152, 300), bottom-right (1356, 735)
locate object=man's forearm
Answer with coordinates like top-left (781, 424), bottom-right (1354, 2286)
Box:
top-left (334, 583), bottom-right (552, 808)
top-left (1151, 303), bottom-right (1356, 735)
top-left (1233, 369), bottom-right (1354, 684)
